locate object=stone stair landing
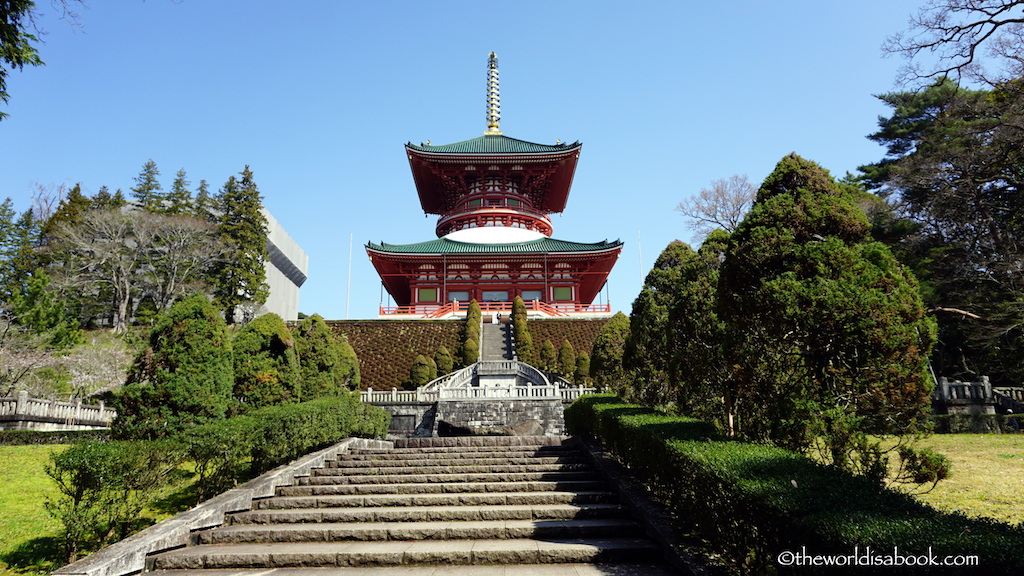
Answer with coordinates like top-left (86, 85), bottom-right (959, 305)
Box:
top-left (148, 437), bottom-right (675, 574)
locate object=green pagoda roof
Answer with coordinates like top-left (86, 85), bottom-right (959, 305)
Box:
top-left (406, 134), bottom-right (580, 155)
top-left (367, 236), bottom-right (622, 255)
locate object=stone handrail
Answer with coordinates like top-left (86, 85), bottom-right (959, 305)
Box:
top-left (0, 391), bottom-right (116, 426)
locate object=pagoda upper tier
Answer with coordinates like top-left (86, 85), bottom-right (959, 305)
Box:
top-left (406, 134), bottom-right (581, 238)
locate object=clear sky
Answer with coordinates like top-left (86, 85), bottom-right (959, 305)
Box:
top-left (1, 0), bottom-right (923, 320)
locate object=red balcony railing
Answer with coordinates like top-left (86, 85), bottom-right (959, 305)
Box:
top-left (378, 300), bottom-right (611, 319)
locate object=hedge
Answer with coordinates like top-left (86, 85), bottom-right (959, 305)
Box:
top-left (566, 394), bottom-right (1024, 575)
top-left (0, 429), bottom-right (111, 445)
top-left (177, 393), bottom-right (390, 493)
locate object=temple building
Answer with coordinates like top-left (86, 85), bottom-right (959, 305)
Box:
top-left (367, 53), bottom-right (622, 318)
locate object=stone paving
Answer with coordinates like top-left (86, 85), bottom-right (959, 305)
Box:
top-left (147, 437), bottom-right (676, 574)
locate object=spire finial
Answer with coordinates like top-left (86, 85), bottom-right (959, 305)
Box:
top-left (485, 51), bottom-right (502, 135)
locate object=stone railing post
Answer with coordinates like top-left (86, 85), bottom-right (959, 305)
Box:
top-left (16, 390), bottom-right (28, 417)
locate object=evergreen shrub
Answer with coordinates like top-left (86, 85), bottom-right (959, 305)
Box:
top-left (566, 394), bottom-right (1024, 574)
top-left (115, 294), bottom-right (233, 439)
top-left (248, 395), bottom-right (389, 473)
top-left (232, 313), bottom-right (300, 412)
top-left (292, 313), bottom-right (359, 398)
top-left (45, 440), bottom-right (183, 561)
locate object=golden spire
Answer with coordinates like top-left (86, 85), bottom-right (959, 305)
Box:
top-left (485, 51), bottom-right (502, 135)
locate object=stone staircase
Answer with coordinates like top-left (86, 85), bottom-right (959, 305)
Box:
top-left (147, 437), bottom-right (675, 574)
top-left (481, 321), bottom-right (513, 361)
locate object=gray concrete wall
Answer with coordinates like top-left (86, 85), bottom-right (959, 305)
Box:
top-left (260, 208), bottom-right (308, 321)
top-left (435, 398), bottom-right (565, 436)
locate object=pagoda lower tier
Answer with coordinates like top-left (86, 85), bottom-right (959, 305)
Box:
top-left (366, 236), bottom-right (623, 318)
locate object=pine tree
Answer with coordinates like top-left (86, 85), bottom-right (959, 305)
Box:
top-left (212, 166), bottom-right (269, 323)
top-left (131, 159), bottom-right (164, 212)
top-left (192, 179), bottom-right (217, 222)
top-left (166, 168), bottom-right (193, 215)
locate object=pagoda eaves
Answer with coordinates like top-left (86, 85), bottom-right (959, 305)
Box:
top-left (406, 134), bottom-right (581, 216)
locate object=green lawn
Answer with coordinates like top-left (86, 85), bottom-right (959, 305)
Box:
top-left (0, 445), bottom-right (196, 576)
top-left (912, 433), bottom-right (1024, 525)
top-left (0, 445), bottom-right (62, 576)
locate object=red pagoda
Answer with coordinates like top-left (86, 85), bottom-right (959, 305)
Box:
top-left (367, 53), bottom-right (622, 318)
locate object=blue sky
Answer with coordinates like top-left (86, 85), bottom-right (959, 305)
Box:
top-left (1, 0), bottom-right (923, 320)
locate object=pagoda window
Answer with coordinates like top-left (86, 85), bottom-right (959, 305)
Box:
top-left (418, 288), bottom-right (438, 303)
top-left (552, 286), bottom-right (573, 301)
top-left (482, 290), bottom-right (509, 302)
top-left (521, 289), bottom-right (542, 301)
top-left (467, 199), bottom-right (482, 207)
top-left (448, 290), bottom-right (469, 303)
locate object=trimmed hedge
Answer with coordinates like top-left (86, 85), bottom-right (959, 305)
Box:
top-left (0, 429), bottom-right (111, 445)
top-left (177, 393), bottom-right (390, 496)
top-left (566, 394), bottom-right (1024, 575)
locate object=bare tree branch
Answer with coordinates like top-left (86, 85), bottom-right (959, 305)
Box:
top-left (676, 174), bottom-right (756, 239)
top-left (885, 0), bottom-right (1024, 85)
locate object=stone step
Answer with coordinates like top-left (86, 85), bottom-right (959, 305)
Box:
top-left (389, 436), bottom-right (566, 449)
top-left (276, 479), bottom-right (608, 497)
top-left (231, 503), bottom-right (628, 524)
top-left (150, 538), bottom-right (662, 569)
top-left (198, 519), bottom-right (641, 544)
top-left (255, 490), bottom-right (618, 510)
top-left (147, 562), bottom-right (680, 575)
top-left (298, 470), bottom-right (595, 486)
top-left (316, 463), bottom-right (590, 476)
top-left (325, 455), bottom-right (587, 468)
top-left (342, 446), bottom-right (576, 460)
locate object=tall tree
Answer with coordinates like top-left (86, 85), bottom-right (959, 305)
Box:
top-left (861, 77), bottom-right (1024, 384)
top-left (590, 311), bottom-right (630, 392)
top-left (130, 160), bottom-right (164, 212)
top-left (213, 166), bottom-right (269, 323)
top-left (623, 240), bottom-right (690, 405)
top-left (667, 230), bottom-right (731, 426)
top-left (165, 168), bottom-right (193, 215)
top-left (719, 154), bottom-right (936, 472)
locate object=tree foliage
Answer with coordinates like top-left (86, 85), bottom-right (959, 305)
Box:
top-left (408, 353), bottom-right (437, 387)
top-left (623, 240), bottom-right (691, 405)
top-left (232, 312), bottom-right (300, 412)
top-left (667, 229), bottom-right (731, 424)
top-left (589, 311), bottom-right (630, 390)
top-left (292, 313), bottom-right (359, 398)
top-left (213, 166), bottom-right (269, 323)
top-left (719, 154), bottom-right (936, 470)
top-left (115, 294), bottom-right (233, 439)
top-left (861, 77), bottom-right (1024, 385)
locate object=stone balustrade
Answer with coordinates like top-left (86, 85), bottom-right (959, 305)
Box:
top-left (0, 391), bottom-right (117, 430)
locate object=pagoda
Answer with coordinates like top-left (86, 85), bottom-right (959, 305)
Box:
top-left (367, 53), bottom-right (622, 318)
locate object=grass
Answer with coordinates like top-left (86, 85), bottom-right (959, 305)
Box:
top-left (911, 433), bottom-right (1024, 525)
top-left (0, 445), bottom-right (61, 576)
top-left (0, 445), bottom-right (196, 576)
